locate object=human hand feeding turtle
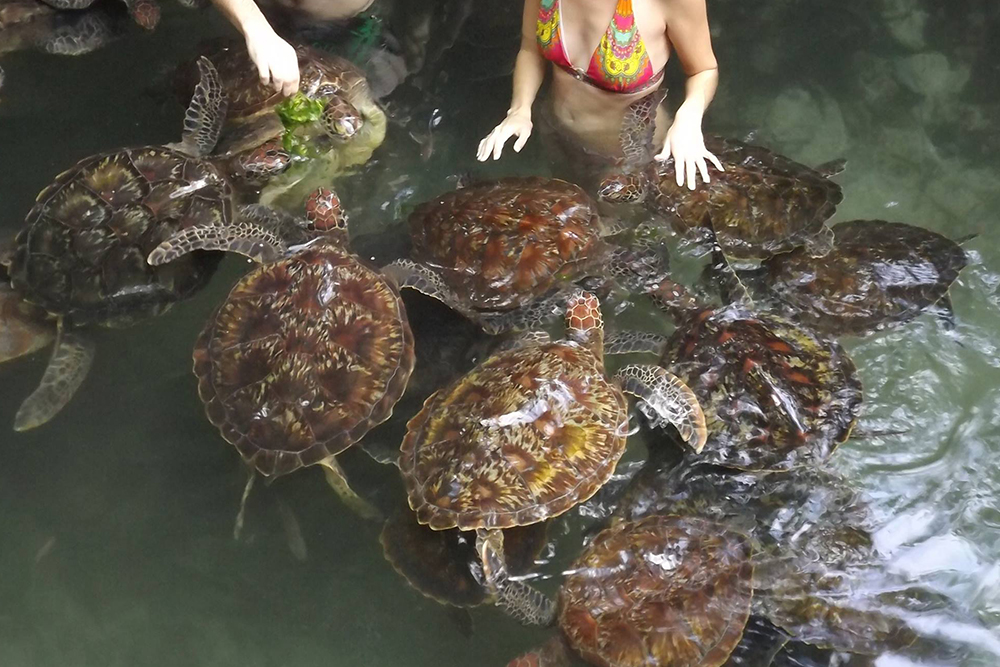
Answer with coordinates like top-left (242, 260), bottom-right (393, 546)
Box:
top-left (210, 0), bottom-right (300, 96)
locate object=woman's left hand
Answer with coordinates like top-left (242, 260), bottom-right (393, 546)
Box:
top-left (657, 107), bottom-right (723, 190)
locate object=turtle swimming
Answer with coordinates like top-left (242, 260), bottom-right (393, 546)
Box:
top-left (39, 0), bottom-right (159, 30)
top-left (0, 57), bottom-right (245, 431)
top-left (385, 176), bottom-right (672, 334)
top-left (149, 187), bottom-right (414, 521)
top-left (399, 291), bottom-right (706, 625)
top-left (598, 88), bottom-right (845, 261)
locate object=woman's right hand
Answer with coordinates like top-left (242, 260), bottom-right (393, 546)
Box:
top-left (244, 24), bottom-right (300, 97)
top-left (477, 109), bottom-right (533, 161)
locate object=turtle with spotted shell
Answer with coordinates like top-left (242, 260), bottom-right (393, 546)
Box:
top-left (384, 176), bottom-right (672, 334)
top-left (505, 514), bottom-right (754, 667)
top-left (598, 88), bottom-right (845, 261)
top-left (398, 292), bottom-right (706, 625)
top-left (733, 220), bottom-right (971, 336)
top-left (38, 0), bottom-right (159, 30)
top-left (149, 187), bottom-right (414, 522)
top-left (0, 57), bottom-right (270, 431)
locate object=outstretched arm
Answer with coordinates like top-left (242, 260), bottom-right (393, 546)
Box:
top-left (477, 0), bottom-right (547, 161)
top-left (210, 0), bottom-right (300, 96)
top-left (658, 0), bottom-right (722, 190)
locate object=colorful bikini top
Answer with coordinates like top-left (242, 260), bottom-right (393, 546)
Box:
top-left (537, 0), bottom-right (664, 94)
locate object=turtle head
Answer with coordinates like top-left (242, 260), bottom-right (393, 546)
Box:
top-left (565, 291), bottom-right (604, 360)
top-left (127, 0), bottom-right (160, 30)
top-left (320, 97), bottom-right (364, 141)
top-left (597, 172), bottom-right (647, 204)
top-left (236, 141), bottom-right (293, 183)
top-left (305, 188), bottom-right (348, 243)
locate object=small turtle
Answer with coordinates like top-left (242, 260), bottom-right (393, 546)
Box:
top-left (399, 292), bottom-right (706, 625)
top-left (605, 239), bottom-right (862, 471)
top-left (737, 220), bottom-right (971, 336)
top-left (150, 188), bottom-right (414, 520)
top-left (505, 515), bottom-right (754, 667)
top-left (0, 57), bottom-right (242, 431)
top-left (384, 176), bottom-right (672, 334)
top-left (598, 88), bottom-right (845, 261)
top-left (39, 0), bottom-right (159, 30)
top-left (615, 454), bottom-right (917, 655)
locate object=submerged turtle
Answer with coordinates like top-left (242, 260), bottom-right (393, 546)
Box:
top-left (736, 220), bottom-right (971, 336)
top-left (0, 57), bottom-right (245, 431)
top-left (385, 177), bottom-right (672, 334)
top-left (606, 240), bottom-right (862, 471)
top-left (149, 188), bottom-right (414, 520)
top-left (598, 88), bottom-right (845, 260)
top-left (39, 0), bottom-right (159, 30)
top-left (615, 453), bottom-right (917, 656)
top-left (506, 514), bottom-right (754, 667)
top-left (399, 292), bottom-right (706, 625)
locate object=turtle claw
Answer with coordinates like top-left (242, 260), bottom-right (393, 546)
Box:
top-left (14, 325), bottom-right (94, 431)
top-left (476, 529), bottom-right (556, 627)
top-left (615, 364), bottom-right (707, 452)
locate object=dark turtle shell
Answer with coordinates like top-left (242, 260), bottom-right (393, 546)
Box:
top-left (400, 337), bottom-right (627, 531)
top-left (559, 515), bottom-right (753, 667)
top-left (381, 507), bottom-right (548, 607)
top-left (651, 136), bottom-right (843, 260)
top-left (616, 457), bottom-right (916, 655)
top-left (660, 306), bottom-right (861, 471)
top-left (408, 177), bottom-right (606, 310)
top-left (758, 220), bottom-right (969, 335)
top-left (8, 147), bottom-right (227, 326)
top-left (194, 240), bottom-right (414, 477)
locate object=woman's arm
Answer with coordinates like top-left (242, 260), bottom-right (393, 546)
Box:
top-left (658, 0), bottom-right (722, 189)
top-left (477, 0), bottom-right (547, 161)
top-left (211, 0), bottom-right (300, 96)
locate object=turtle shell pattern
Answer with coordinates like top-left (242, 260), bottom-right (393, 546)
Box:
top-left (559, 515), bottom-right (753, 667)
top-left (760, 220), bottom-right (969, 335)
top-left (651, 136), bottom-right (842, 260)
top-left (660, 307), bottom-right (862, 471)
top-left (408, 177), bottom-right (604, 311)
top-left (194, 241), bottom-right (414, 477)
top-left (381, 508), bottom-right (548, 607)
top-left (9, 147), bottom-right (227, 326)
top-left (400, 338), bottom-right (627, 531)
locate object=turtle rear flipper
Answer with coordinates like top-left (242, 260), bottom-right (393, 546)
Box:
top-left (321, 458), bottom-right (381, 521)
top-left (13, 323), bottom-right (94, 431)
top-left (147, 205), bottom-right (292, 265)
top-left (476, 529), bottom-right (555, 627)
top-left (615, 364), bottom-right (707, 452)
top-left (0, 285), bottom-right (55, 363)
top-left (174, 57), bottom-right (227, 158)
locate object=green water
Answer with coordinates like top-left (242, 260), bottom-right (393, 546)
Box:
top-left (1, 1), bottom-right (999, 665)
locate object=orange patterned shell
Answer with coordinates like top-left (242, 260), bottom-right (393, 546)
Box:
top-left (409, 178), bottom-right (604, 310)
top-left (400, 339), bottom-right (628, 531)
top-left (194, 241), bottom-right (414, 477)
top-left (559, 515), bottom-right (753, 667)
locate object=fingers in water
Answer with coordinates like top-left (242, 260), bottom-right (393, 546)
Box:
top-left (686, 158), bottom-right (697, 190)
top-left (513, 131), bottom-right (529, 152)
top-left (707, 151), bottom-right (724, 172)
top-left (697, 156), bottom-right (710, 184)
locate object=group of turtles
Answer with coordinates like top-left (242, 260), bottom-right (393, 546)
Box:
top-left (1, 35), bottom-right (974, 667)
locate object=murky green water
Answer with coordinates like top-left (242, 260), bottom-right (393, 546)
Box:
top-left (1, 1), bottom-right (999, 665)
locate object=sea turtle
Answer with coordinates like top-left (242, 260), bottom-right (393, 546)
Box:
top-left (614, 452), bottom-right (917, 656)
top-left (39, 0), bottom-right (159, 30)
top-left (505, 514), bottom-right (754, 667)
top-left (605, 240), bottom-right (862, 471)
top-left (399, 291), bottom-right (707, 625)
top-left (734, 220), bottom-right (971, 336)
top-left (597, 88), bottom-right (845, 261)
top-left (384, 176), bottom-right (673, 334)
top-left (148, 187), bottom-right (414, 521)
top-left (0, 57), bottom-right (243, 431)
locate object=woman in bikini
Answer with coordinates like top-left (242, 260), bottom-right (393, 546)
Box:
top-left (477, 0), bottom-right (721, 191)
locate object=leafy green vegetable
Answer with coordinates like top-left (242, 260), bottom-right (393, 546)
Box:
top-left (276, 93), bottom-right (325, 128)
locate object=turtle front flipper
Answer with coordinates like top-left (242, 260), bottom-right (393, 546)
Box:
top-left (476, 529), bottom-right (555, 627)
top-left (0, 285), bottom-right (55, 363)
top-left (605, 243), bottom-right (671, 295)
top-left (320, 458), bottom-right (381, 521)
top-left (506, 637), bottom-right (571, 667)
top-left (382, 259), bottom-right (480, 321)
top-left (175, 57), bottom-right (227, 158)
top-left (597, 86), bottom-right (667, 203)
top-left (614, 365), bottom-right (707, 453)
top-left (603, 330), bottom-right (667, 356)
top-left (477, 290), bottom-right (571, 335)
top-left (13, 322), bottom-right (94, 431)
top-left (804, 225), bottom-right (835, 258)
top-left (147, 206), bottom-right (292, 265)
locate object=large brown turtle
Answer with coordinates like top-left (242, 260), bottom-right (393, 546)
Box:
top-left (399, 292), bottom-right (706, 625)
top-left (505, 514), bottom-right (754, 667)
top-left (736, 220), bottom-right (971, 336)
top-left (149, 188), bottom-right (414, 521)
top-left (605, 239), bottom-right (862, 472)
top-left (0, 57), bottom-right (247, 431)
top-left (384, 177), bottom-right (672, 334)
top-left (598, 88), bottom-right (845, 261)
top-left (38, 0), bottom-right (159, 30)
top-left (615, 453), bottom-right (917, 656)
